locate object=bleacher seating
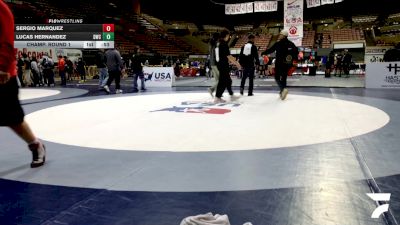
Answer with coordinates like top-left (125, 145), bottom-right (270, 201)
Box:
top-left (352, 16), bottom-right (377, 23)
top-left (302, 30), bottom-right (316, 48)
top-left (133, 33), bottom-right (186, 57)
top-left (321, 29), bottom-right (364, 48)
top-left (234, 25), bottom-right (254, 32)
top-left (203, 25), bottom-right (227, 32)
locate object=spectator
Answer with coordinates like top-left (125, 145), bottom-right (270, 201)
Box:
top-left (208, 32), bottom-right (220, 97)
top-left (77, 58), bottom-right (86, 83)
top-left (41, 53), bottom-right (55, 87)
top-left (96, 49), bottom-right (108, 89)
top-left (30, 57), bottom-right (40, 86)
top-left (17, 56), bottom-right (24, 87)
top-left (131, 47), bottom-right (146, 92)
top-left (174, 59), bottom-right (180, 77)
top-left (65, 56), bottom-right (74, 81)
top-left (342, 49), bottom-right (352, 77)
top-left (22, 53), bottom-right (33, 87)
top-left (325, 50), bottom-right (335, 78)
top-left (58, 55), bottom-right (66, 86)
top-left (334, 53), bottom-right (343, 77)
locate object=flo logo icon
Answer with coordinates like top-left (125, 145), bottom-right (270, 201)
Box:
top-left (151, 101), bottom-right (240, 115)
top-left (367, 193), bottom-right (391, 219)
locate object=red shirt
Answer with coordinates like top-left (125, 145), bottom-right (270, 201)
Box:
top-left (58, 58), bottom-right (66, 71)
top-left (0, 0), bottom-right (17, 77)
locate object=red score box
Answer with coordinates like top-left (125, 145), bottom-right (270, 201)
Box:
top-left (102, 24), bottom-right (114, 32)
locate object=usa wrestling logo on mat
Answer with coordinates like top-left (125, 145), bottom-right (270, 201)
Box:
top-left (151, 101), bottom-right (241, 115)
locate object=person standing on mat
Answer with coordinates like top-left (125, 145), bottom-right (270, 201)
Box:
top-left (0, 0), bottom-right (46, 168)
top-left (239, 34), bottom-right (260, 96)
top-left (208, 32), bottom-right (220, 98)
top-left (131, 47), bottom-right (146, 92)
top-left (214, 30), bottom-right (241, 103)
top-left (262, 30), bottom-right (298, 100)
top-left (96, 49), bottom-right (108, 90)
top-left (104, 48), bottom-right (124, 94)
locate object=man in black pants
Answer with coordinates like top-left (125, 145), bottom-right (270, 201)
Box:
top-left (239, 34), bottom-right (260, 96)
top-left (215, 30), bottom-right (241, 103)
top-left (104, 48), bottom-right (124, 94)
top-left (131, 47), bottom-right (146, 92)
top-left (342, 49), bottom-right (352, 78)
top-left (262, 30), bottom-right (298, 100)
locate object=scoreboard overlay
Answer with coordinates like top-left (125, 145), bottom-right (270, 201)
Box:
top-left (14, 24), bottom-right (115, 49)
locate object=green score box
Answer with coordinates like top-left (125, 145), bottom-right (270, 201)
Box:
top-left (102, 32), bottom-right (115, 41)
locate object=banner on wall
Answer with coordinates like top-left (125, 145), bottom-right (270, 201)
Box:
top-left (366, 62), bottom-right (400, 89)
top-left (16, 48), bottom-right (82, 63)
top-left (226, 0), bottom-right (342, 14)
top-left (143, 66), bottom-right (174, 88)
top-left (290, 38), bottom-right (303, 47)
top-left (254, 1), bottom-right (278, 13)
top-left (247, 2), bottom-right (254, 13)
top-left (364, 47), bottom-right (391, 64)
top-left (226, 1), bottom-right (276, 14)
top-left (284, 0), bottom-right (304, 39)
top-left (306, 0), bottom-right (321, 8)
top-left (321, 0), bottom-right (335, 5)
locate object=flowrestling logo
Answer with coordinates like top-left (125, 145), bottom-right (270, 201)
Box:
top-left (367, 193), bottom-right (391, 219)
top-left (151, 101), bottom-right (241, 115)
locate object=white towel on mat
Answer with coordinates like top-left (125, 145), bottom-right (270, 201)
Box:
top-left (180, 213), bottom-right (231, 225)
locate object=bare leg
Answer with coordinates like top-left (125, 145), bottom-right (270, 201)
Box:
top-left (9, 121), bottom-right (46, 168)
top-left (9, 121), bottom-right (36, 144)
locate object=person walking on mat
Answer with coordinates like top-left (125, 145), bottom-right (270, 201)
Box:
top-left (262, 30), bottom-right (298, 100)
top-left (239, 34), bottom-right (260, 96)
top-left (0, 0), bottom-right (46, 168)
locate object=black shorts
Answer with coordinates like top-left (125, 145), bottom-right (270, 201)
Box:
top-left (0, 77), bottom-right (25, 126)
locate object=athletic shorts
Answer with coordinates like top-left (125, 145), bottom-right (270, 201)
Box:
top-left (0, 77), bottom-right (24, 126)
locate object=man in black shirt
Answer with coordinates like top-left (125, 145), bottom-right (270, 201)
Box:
top-left (131, 47), bottom-right (146, 92)
top-left (342, 49), bottom-right (352, 77)
top-left (215, 30), bottom-right (241, 103)
top-left (262, 30), bottom-right (298, 100)
top-left (239, 34), bottom-right (260, 96)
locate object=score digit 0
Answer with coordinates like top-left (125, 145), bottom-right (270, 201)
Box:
top-left (102, 32), bottom-right (114, 41)
top-left (102, 24), bottom-right (114, 32)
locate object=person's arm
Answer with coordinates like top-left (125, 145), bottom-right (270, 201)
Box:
top-left (261, 42), bottom-right (277, 56)
top-left (222, 43), bottom-right (241, 69)
top-left (239, 46), bottom-right (244, 66)
top-left (253, 45), bottom-right (260, 66)
top-left (116, 51), bottom-right (123, 70)
top-left (227, 55), bottom-right (241, 69)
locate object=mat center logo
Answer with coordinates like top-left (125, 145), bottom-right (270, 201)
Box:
top-left (151, 101), bottom-right (241, 115)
